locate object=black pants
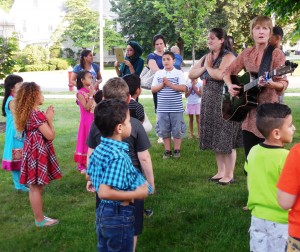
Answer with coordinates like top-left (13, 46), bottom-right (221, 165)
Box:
top-left (242, 130), bottom-right (264, 159)
top-left (153, 92), bottom-right (157, 113)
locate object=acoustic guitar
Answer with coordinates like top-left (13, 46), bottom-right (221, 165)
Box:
top-left (222, 60), bottom-right (298, 122)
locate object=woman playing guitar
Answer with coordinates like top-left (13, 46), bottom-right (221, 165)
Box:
top-left (223, 16), bottom-right (288, 158)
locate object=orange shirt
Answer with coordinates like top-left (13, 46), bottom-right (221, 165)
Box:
top-left (277, 143), bottom-right (300, 238)
top-left (224, 47), bottom-right (288, 138)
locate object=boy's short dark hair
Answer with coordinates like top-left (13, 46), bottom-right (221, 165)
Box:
top-left (273, 26), bottom-right (284, 38)
top-left (94, 99), bottom-right (128, 137)
top-left (256, 103), bottom-right (291, 138)
top-left (163, 51), bottom-right (175, 60)
top-left (94, 90), bottom-right (103, 104)
top-left (122, 74), bottom-right (141, 96)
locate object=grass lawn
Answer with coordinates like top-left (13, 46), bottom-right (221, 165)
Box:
top-left (0, 97), bottom-right (300, 252)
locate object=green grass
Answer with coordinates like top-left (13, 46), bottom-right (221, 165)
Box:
top-left (0, 97), bottom-right (300, 252)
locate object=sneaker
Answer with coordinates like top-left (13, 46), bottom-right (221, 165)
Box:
top-left (157, 137), bottom-right (164, 144)
top-left (163, 150), bottom-right (172, 159)
top-left (173, 149), bottom-right (181, 158)
top-left (144, 209), bottom-right (153, 217)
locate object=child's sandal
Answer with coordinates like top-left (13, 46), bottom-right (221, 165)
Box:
top-left (44, 216), bottom-right (58, 222)
top-left (35, 217), bottom-right (59, 227)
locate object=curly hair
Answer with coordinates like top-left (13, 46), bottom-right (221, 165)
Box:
top-left (14, 82), bottom-right (41, 132)
top-left (1, 74), bottom-right (23, 116)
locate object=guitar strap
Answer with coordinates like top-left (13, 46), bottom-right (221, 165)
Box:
top-left (258, 45), bottom-right (275, 77)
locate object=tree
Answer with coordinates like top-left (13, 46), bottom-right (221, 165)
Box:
top-left (207, 0), bottom-right (266, 53)
top-left (0, 35), bottom-right (18, 79)
top-left (103, 19), bottom-right (125, 51)
top-left (0, 0), bottom-right (14, 12)
top-left (153, 0), bottom-right (216, 63)
top-left (110, 0), bottom-right (178, 56)
top-left (53, 0), bottom-right (125, 54)
top-left (253, 0), bottom-right (300, 42)
top-left (62, 0), bottom-right (100, 49)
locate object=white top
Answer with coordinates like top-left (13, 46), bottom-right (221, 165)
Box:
top-left (152, 68), bottom-right (186, 113)
top-left (186, 81), bottom-right (202, 104)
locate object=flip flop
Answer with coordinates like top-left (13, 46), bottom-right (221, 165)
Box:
top-left (35, 218), bottom-right (59, 227)
top-left (44, 216), bottom-right (58, 222)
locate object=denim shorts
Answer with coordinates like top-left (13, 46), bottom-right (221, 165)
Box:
top-left (155, 112), bottom-right (186, 138)
top-left (96, 202), bottom-right (135, 252)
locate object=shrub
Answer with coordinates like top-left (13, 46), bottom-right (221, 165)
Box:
top-left (49, 44), bottom-right (62, 58)
top-left (24, 64), bottom-right (54, 72)
top-left (63, 48), bottom-right (75, 58)
top-left (49, 58), bottom-right (69, 70)
top-left (12, 64), bottom-right (23, 72)
top-left (64, 57), bottom-right (76, 67)
top-left (17, 45), bottom-right (50, 65)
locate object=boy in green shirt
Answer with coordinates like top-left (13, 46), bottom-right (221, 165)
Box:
top-left (245, 103), bottom-right (296, 252)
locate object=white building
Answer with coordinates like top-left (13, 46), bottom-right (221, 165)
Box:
top-left (8, 0), bottom-right (118, 63)
top-left (0, 8), bottom-right (15, 38)
top-left (9, 0), bottom-right (65, 49)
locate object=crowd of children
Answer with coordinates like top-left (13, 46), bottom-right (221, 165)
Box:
top-left (1, 35), bottom-right (300, 252)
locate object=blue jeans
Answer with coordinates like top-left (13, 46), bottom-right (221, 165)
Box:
top-left (96, 202), bottom-right (135, 252)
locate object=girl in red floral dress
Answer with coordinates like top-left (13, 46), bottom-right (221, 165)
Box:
top-left (14, 82), bottom-right (62, 227)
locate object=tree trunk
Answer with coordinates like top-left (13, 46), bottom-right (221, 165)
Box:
top-left (192, 43), bottom-right (195, 66)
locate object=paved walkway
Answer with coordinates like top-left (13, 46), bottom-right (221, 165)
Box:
top-left (9, 65), bottom-right (300, 94)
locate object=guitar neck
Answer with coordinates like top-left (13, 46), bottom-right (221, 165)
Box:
top-left (243, 70), bottom-right (275, 92)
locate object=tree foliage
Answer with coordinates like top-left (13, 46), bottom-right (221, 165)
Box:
top-left (153, 0), bottom-right (216, 62)
top-left (207, 0), bottom-right (266, 53)
top-left (110, 0), bottom-right (178, 56)
top-left (0, 0), bottom-right (14, 12)
top-left (252, 0), bottom-right (300, 42)
top-left (103, 20), bottom-right (125, 51)
top-left (0, 35), bottom-right (18, 79)
top-left (53, 0), bottom-right (124, 54)
top-left (62, 0), bottom-right (100, 49)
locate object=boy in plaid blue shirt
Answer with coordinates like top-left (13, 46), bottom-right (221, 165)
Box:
top-left (87, 99), bottom-right (152, 252)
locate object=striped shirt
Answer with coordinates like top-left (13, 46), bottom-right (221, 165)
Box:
top-left (128, 99), bottom-right (145, 122)
top-left (152, 68), bottom-right (186, 113)
top-left (87, 137), bottom-right (152, 204)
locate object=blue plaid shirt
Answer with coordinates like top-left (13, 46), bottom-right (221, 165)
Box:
top-left (87, 137), bottom-right (152, 204)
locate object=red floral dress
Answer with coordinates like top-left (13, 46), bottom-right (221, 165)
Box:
top-left (20, 110), bottom-right (62, 185)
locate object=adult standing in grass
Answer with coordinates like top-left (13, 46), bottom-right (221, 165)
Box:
top-left (148, 34), bottom-right (167, 113)
top-left (114, 41), bottom-right (144, 77)
top-left (223, 16), bottom-right (288, 158)
top-left (70, 49), bottom-right (102, 90)
top-left (189, 28), bottom-right (242, 185)
top-left (147, 34), bottom-right (167, 144)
